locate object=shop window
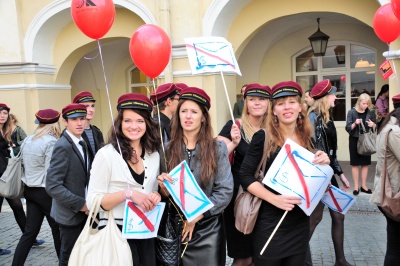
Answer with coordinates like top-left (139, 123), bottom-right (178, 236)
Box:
top-left (294, 43), bottom-right (376, 121)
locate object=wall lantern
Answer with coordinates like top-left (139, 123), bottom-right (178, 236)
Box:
top-left (334, 45), bottom-right (345, 64)
top-left (308, 18), bottom-right (330, 56)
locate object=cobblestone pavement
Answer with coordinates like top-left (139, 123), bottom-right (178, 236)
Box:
top-left (0, 162), bottom-right (386, 266)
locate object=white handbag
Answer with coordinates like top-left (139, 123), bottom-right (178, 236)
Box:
top-left (68, 195), bottom-right (133, 266)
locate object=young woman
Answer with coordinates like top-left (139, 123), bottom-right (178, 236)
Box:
top-left (0, 103), bottom-right (44, 256)
top-left (12, 109), bottom-right (62, 266)
top-left (9, 114), bottom-right (27, 156)
top-left (345, 93), bottom-right (376, 195)
top-left (370, 94), bottom-right (400, 265)
top-left (217, 83), bottom-right (270, 266)
top-left (374, 84), bottom-right (389, 129)
top-left (87, 93), bottom-right (161, 265)
top-left (239, 81), bottom-right (330, 265)
top-left (307, 80), bottom-right (351, 266)
top-left (157, 87), bottom-right (233, 265)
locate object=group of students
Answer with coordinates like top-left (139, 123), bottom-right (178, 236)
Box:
top-left (0, 78), bottom-right (398, 265)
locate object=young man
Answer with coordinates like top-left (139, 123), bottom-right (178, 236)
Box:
top-left (150, 83), bottom-right (181, 144)
top-left (233, 84), bottom-right (247, 119)
top-left (46, 103), bottom-right (91, 266)
top-left (73, 91), bottom-right (104, 158)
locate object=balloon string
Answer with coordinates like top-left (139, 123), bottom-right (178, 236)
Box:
top-left (151, 78), bottom-right (168, 171)
top-left (388, 44), bottom-right (400, 87)
top-left (84, 53), bottom-right (100, 60)
top-left (96, 39), bottom-right (129, 190)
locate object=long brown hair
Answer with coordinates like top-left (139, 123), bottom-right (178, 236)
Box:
top-left (0, 110), bottom-right (12, 143)
top-left (167, 100), bottom-right (217, 188)
top-left (108, 109), bottom-right (161, 161)
top-left (378, 107), bottom-right (400, 134)
top-left (265, 96), bottom-right (314, 158)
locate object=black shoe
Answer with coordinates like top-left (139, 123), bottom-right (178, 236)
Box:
top-left (361, 187), bottom-right (372, 194)
top-left (353, 189), bottom-right (359, 195)
top-left (32, 239), bottom-right (45, 246)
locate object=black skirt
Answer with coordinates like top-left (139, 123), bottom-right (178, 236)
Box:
top-left (349, 136), bottom-right (371, 166)
top-left (181, 214), bottom-right (226, 265)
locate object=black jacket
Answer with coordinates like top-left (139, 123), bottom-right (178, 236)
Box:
top-left (81, 124), bottom-right (104, 159)
top-left (311, 112), bottom-right (343, 176)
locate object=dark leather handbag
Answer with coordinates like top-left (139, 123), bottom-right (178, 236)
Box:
top-left (156, 199), bottom-right (183, 266)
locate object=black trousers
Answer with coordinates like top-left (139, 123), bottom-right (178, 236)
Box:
top-left (12, 186), bottom-right (61, 266)
top-left (58, 220), bottom-right (85, 266)
top-left (379, 207), bottom-right (400, 266)
top-left (0, 196), bottom-right (26, 232)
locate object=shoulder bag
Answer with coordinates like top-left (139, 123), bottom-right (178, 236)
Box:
top-left (234, 129), bottom-right (268, 235)
top-left (357, 122), bottom-right (376, 155)
top-left (0, 141), bottom-right (25, 199)
top-left (68, 195), bottom-right (133, 266)
top-left (156, 197), bottom-right (185, 265)
top-left (380, 129), bottom-right (400, 222)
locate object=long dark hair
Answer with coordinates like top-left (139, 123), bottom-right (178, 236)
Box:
top-left (374, 84), bottom-right (389, 105)
top-left (167, 100), bottom-right (217, 188)
top-left (108, 109), bottom-right (161, 161)
top-left (377, 107), bottom-right (400, 134)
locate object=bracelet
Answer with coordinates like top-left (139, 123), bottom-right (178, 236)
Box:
top-left (122, 189), bottom-right (132, 201)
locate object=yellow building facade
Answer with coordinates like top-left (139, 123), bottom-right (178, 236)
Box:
top-left (0, 0), bottom-right (397, 160)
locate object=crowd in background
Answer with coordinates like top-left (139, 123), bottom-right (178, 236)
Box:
top-left (0, 80), bottom-right (398, 266)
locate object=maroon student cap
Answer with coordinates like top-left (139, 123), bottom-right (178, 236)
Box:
top-left (150, 83), bottom-right (180, 105)
top-left (392, 94), bottom-right (400, 109)
top-left (117, 93), bottom-right (153, 112)
top-left (179, 87), bottom-right (211, 110)
top-left (175, 83), bottom-right (189, 92)
top-left (244, 83), bottom-right (271, 99)
top-left (310, 80), bottom-right (337, 100)
top-left (0, 103), bottom-right (10, 112)
top-left (62, 103), bottom-right (87, 119)
top-left (271, 81), bottom-right (303, 99)
top-left (73, 91), bottom-right (96, 103)
top-left (35, 109), bottom-right (61, 124)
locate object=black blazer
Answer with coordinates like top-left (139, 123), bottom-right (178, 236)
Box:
top-left (46, 131), bottom-right (92, 226)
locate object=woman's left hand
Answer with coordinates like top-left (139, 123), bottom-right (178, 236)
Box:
top-left (182, 214), bottom-right (204, 242)
top-left (367, 119), bottom-right (375, 128)
top-left (339, 174), bottom-right (350, 191)
top-left (148, 191), bottom-right (161, 210)
top-left (312, 150), bottom-right (330, 165)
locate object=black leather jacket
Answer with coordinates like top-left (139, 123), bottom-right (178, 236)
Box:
top-left (311, 112), bottom-right (343, 176)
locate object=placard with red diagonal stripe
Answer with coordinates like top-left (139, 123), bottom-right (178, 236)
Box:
top-left (321, 185), bottom-right (356, 215)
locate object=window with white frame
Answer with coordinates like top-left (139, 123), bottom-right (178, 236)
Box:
top-left (129, 66), bottom-right (156, 96)
top-left (294, 42), bottom-right (376, 121)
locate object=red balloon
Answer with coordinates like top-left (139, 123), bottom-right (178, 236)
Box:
top-left (373, 4), bottom-right (400, 44)
top-left (129, 25), bottom-right (172, 78)
top-left (340, 76), bottom-right (345, 82)
top-left (71, 0), bottom-right (115, 40)
top-left (392, 0), bottom-right (400, 21)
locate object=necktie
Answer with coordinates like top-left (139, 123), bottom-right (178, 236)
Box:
top-left (79, 140), bottom-right (88, 174)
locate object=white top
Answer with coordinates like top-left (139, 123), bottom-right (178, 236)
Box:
top-left (86, 144), bottom-right (160, 226)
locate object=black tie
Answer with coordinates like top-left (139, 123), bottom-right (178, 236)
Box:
top-left (79, 140), bottom-right (88, 174)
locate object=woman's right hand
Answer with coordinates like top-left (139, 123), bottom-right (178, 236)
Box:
top-left (230, 123), bottom-right (241, 145)
top-left (354, 118), bottom-right (361, 125)
top-left (270, 194), bottom-right (302, 211)
top-left (157, 173), bottom-right (173, 195)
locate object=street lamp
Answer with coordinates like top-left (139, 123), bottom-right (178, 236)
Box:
top-left (308, 18), bottom-right (330, 56)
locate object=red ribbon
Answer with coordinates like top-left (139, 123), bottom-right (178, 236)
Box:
top-left (285, 144), bottom-right (310, 208)
top-left (127, 201), bottom-right (155, 232)
top-left (180, 163), bottom-right (185, 210)
top-left (328, 187), bottom-right (342, 213)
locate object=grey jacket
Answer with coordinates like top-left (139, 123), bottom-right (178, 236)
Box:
top-left (22, 134), bottom-right (57, 187)
top-left (345, 108), bottom-right (376, 138)
top-left (161, 140), bottom-right (233, 218)
top-left (46, 131), bottom-right (90, 226)
top-left (370, 116), bottom-right (400, 205)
